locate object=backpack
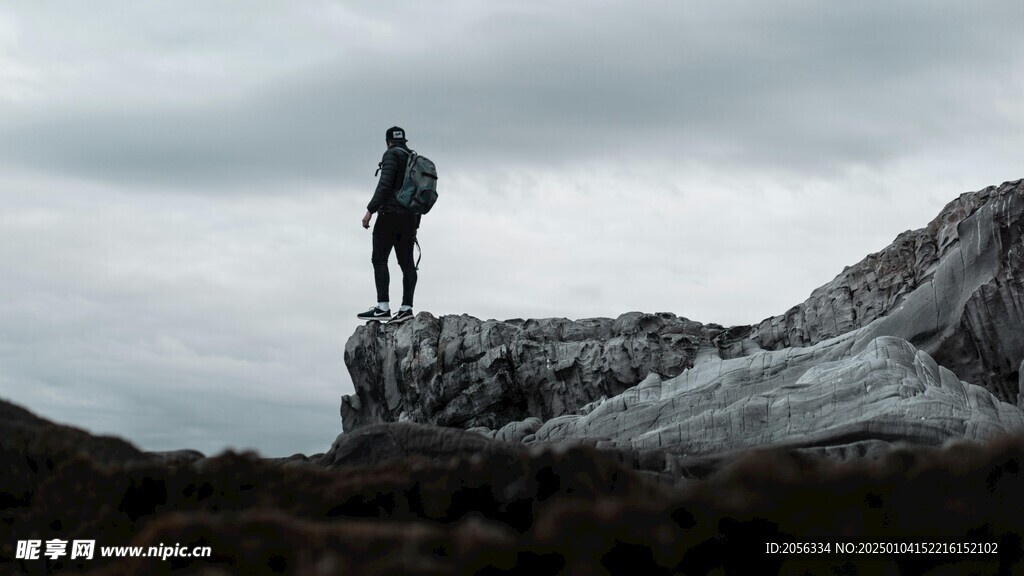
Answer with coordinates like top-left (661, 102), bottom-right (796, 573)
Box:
top-left (394, 148), bottom-right (438, 215)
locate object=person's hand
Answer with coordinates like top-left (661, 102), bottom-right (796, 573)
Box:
top-left (362, 211), bottom-right (372, 229)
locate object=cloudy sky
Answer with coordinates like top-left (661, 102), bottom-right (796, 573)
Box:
top-left (1, 1), bottom-right (1021, 457)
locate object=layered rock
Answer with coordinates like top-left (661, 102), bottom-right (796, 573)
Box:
top-left (733, 179), bottom-right (1024, 402)
top-left (518, 336), bottom-right (1024, 456)
top-left (342, 312), bottom-right (712, 431)
top-left (341, 179), bottom-right (1024, 457)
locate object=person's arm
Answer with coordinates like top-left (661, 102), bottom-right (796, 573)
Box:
top-left (366, 148), bottom-right (401, 214)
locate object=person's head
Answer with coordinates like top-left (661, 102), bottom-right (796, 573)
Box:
top-left (385, 126), bottom-right (407, 147)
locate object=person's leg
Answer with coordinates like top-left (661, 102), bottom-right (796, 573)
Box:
top-left (393, 216), bottom-right (418, 308)
top-left (371, 216), bottom-right (397, 305)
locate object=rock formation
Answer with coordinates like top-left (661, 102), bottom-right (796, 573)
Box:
top-left (738, 180), bottom-right (1024, 403)
top-left (518, 336), bottom-right (1024, 456)
top-left (341, 179), bottom-right (1024, 458)
top-left (342, 312), bottom-right (710, 431)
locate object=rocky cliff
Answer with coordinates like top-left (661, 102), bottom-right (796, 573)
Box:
top-left (342, 179), bottom-right (1024, 458)
top-left (342, 312), bottom-right (711, 430)
top-left (736, 180), bottom-right (1024, 403)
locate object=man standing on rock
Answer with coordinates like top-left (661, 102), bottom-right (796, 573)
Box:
top-left (358, 126), bottom-right (419, 324)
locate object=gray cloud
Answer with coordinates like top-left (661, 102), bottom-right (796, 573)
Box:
top-left (2, 1), bottom-right (1021, 190)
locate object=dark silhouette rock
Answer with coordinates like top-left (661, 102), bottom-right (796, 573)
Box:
top-left (315, 422), bottom-right (524, 469)
top-left (5, 394), bottom-right (1024, 575)
top-left (0, 397), bottom-right (155, 511)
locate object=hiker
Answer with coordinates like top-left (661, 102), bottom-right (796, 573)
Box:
top-left (359, 126), bottom-right (420, 324)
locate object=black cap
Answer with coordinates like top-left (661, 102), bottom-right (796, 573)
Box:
top-left (386, 126), bottom-right (406, 142)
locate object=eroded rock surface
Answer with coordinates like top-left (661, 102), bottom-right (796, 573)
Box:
top-left (525, 336), bottom-right (1024, 456)
top-left (342, 179), bottom-right (1024, 457)
top-left (342, 312), bottom-right (712, 431)
top-left (735, 179), bottom-right (1024, 402)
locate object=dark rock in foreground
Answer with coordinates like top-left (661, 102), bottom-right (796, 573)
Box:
top-left (0, 396), bottom-right (160, 511)
top-left (3, 398), bottom-right (1024, 575)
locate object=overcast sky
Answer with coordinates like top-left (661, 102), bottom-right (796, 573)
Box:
top-left (1, 1), bottom-right (1021, 457)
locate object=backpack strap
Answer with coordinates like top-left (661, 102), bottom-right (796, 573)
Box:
top-left (414, 237), bottom-right (422, 270)
top-left (405, 150), bottom-right (418, 170)
top-left (393, 147), bottom-right (419, 176)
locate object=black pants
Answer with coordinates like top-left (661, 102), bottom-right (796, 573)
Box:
top-left (371, 213), bottom-right (418, 307)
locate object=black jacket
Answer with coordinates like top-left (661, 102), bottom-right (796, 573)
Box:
top-left (367, 144), bottom-right (412, 215)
